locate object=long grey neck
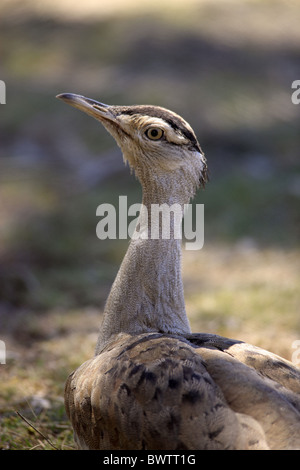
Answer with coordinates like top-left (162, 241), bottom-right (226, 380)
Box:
top-left (95, 169), bottom-right (194, 354)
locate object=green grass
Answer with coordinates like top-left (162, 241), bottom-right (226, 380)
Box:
top-left (1, 407), bottom-right (73, 450)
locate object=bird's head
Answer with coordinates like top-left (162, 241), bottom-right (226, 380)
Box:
top-left (56, 93), bottom-right (208, 200)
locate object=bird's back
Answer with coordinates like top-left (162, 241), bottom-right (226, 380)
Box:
top-left (65, 332), bottom-right (300, 450)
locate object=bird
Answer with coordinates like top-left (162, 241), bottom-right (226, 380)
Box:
top-left (57, 93), bottom-right (300, 450)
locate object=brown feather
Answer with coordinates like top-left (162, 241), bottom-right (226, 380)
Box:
top-left (65, 333), bottom-right (300, 450)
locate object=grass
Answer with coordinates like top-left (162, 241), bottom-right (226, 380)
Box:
top-left (1, 409), bottom-right (72, 450)
top-left (1, 242), bottom-right (299, 450)
top-left (1, 309), bottom-right (99, 450)
top-left (183, 245), bottom-right (300, 358)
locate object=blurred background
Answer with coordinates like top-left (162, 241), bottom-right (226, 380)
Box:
top-left (0, 0), bottom-right (299, 449)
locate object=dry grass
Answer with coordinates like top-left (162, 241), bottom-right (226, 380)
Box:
top-left (1, 243), bottom-right (299, 449)
top-left (183, 244), bottom-right (300, 359)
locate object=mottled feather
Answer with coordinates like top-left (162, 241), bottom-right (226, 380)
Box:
top-left (65, 333), bottom-right (300, 450)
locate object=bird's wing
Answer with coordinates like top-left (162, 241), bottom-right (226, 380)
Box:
top-left (184, 333), bottom-right (300, 450)
top-left (187, 332), bottom-right (300, 394)
top-left (65, 332), bottom-right (300, 450)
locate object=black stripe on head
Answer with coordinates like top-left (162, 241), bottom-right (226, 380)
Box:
top-left (118, 105), bottom-right (203, 154)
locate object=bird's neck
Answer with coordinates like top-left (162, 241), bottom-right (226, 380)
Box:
top-left (95, 173), bottom-right (193, 354)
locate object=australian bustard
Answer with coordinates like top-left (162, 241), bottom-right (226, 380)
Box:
top-left (57, 93), bottom-right (300, 450)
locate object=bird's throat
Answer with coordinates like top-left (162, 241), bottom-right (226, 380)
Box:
top-left (95, 199), bottom-right (191, 354)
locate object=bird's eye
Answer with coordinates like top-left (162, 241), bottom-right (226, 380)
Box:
top-left (145, 127), bottom-right (164, 140)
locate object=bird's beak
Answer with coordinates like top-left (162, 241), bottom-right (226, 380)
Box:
top-left (56, 93), bottom-right (117, 124)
